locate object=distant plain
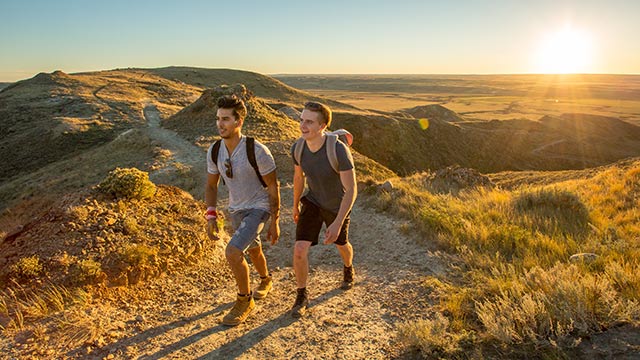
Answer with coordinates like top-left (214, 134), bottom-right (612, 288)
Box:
top-left (275, 74), bottom-right (640, 125)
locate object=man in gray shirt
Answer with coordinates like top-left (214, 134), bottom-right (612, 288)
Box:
top-left (290, 101), bottom-right (357, 318)
top-left (205, 95), bottom-right (280, 326)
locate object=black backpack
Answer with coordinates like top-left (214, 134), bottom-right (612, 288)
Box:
top-left (211, 137), bottom-right (267, 188)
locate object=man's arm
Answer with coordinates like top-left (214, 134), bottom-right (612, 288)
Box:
top-left (262, 170), bottom-right (280, 244)
top-left (204, 172), bottom-right (220, 240)
top-left (292, 164), bottom-right (306, 224)
top-left (324, 168), bottom-right (357, 244)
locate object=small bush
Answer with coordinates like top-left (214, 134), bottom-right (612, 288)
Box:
top-left (69, 259), bottom-right (104, 284)
top-left (120, 244), bottom-right (158, 267)
top-left (398, 313), bottom-right (470, 356)
top-left (121, 217), bottom-right (140, 235)
top-left (97, 167), bottom-right (156, 200)
top-left (513, 187), bottom-right (589, 236)
top-left (11, 256), bottom-right (43, 279)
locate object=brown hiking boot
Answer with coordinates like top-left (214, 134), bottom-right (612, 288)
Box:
top-left (222, 294), bottom-right (255, 326)
top-left (341, 265), bottom-right (355, 290)
top-left (291, 289), bottom-right (309, 318)
top-left (253, 276), bottom-right (273, 300)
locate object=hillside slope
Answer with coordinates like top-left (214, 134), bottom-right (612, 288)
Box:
top-left (0, 70), bottom-right (201, 183)
top-left (332, 109), bottom-right (640, 175)
top-left (145, 66), bottom-right (360, 111)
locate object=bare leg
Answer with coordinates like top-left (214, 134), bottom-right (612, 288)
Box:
top-left (247, 244), bottom-right (269, 278)
top-left (226, 245), bottom-right (251, 294)
top-left (336, 242), bottom-right (353, 267)
top-left (293, 241), bottom-right (312, 288)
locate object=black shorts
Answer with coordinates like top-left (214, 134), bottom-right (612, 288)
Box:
top-left (296, 196), bottom-right (350, 246)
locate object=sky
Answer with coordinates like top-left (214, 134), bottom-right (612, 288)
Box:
top-left (1, 0), bottom-right (639, 81)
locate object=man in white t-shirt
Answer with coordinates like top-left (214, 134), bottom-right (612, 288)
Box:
top-left (205, 95), bottom-right (280, 326)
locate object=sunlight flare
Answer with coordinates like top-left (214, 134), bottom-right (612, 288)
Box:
top-left (533, 26), bottom-right (594, 74)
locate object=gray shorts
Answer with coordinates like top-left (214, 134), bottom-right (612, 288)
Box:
top-left (228, 208), bottom-right (271, 252)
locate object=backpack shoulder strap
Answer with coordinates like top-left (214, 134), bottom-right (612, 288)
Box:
top-left (211, 139), bottom-right (225, 185)
top-left (246, 137), bottom-right (268, 188)
top-left (293, 137), bottom-right (305, 167)
top-left (211, 139), bottom-right (222, 165)
top-left (325, 133), bottom-right (340, 173)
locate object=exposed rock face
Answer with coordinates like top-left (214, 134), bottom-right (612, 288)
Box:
top-left (404, 104), bottom-right (465, 123)
top-left (428, 165), bottom-right (494, 193)
top-left (278, 106), bottom-right (301, 121)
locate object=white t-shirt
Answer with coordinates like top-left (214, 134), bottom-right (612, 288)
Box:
top-left (207, 136), bottom-right (276, 212)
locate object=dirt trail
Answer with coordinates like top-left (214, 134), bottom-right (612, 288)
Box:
top-left (143, 104), bottom-right (205, 172)
top-left (69, 109), bottom-right (449, 359)
top-left (82, 191), bottom-right (447, 359)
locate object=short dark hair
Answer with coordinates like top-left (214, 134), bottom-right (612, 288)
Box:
top-left (217, 95), bottom-right (247, 120)
top-left (304, 101), bottom-right (332, 127)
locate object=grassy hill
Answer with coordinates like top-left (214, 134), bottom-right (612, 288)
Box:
top-left (368, 157), bottom-right (640, 358)
top-left (332, 109), bottom-right (640, 175)
top-left (0, 70), bottom-right (201, 183)
top-left (145, 66), bottom-right (359, 111)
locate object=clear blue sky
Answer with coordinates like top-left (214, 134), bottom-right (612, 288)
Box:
top-left (1, 0), bottom-right (639, 81)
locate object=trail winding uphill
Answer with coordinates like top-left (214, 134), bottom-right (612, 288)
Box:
top-left (143, 104), bottom-right (205, 173)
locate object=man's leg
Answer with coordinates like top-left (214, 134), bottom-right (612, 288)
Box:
top-left (292, 240), bottom-right (312, 318)
top-left (226, 245), bottom-right (251, 295)
top-left (293, 241), bottom-right (312, 289)
top-left (248, 244), bottom-right (272, 300)
top-left (336, 242), bottom-right (353, 268)
top-left (222, 209), bottom-right (268, 326)
top-left (247, 244), bottom-right (269, 278)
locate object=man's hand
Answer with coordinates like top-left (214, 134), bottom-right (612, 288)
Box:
top-left (206, 218), bottom-right (220, 240)
top-left (324, 220), bottom-right (341, 245)
top-left (292, 205), bottom-right (300, 224)
top-left (266, 219), bottom-right (280, 245)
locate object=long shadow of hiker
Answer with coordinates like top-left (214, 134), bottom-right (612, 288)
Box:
top-left (141, 288), bottom-right (343, 359)
top-left (69, 302), bottom-right (234, 359)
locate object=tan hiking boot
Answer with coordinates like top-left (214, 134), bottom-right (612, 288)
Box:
top-left (253, 276), bottom-right (273, 300)
top-left (222, 294), bottom-right (255, 326)
top-left (341, 265), bottom-right (355, 290)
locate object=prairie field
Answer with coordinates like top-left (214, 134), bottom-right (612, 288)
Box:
top-left (275, 74), bottom-right (640, 125)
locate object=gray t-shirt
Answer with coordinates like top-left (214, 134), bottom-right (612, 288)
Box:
top-left (207, 136), bottom-right (276, 212)
top-left (291, 138), bottom-right (354, 213)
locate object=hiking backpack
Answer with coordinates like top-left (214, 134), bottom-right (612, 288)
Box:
top-left (211, 137), bottom-right (267, 188)
top-left (293, 129), bottom-right (353, 173)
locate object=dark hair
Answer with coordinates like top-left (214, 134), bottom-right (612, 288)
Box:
top-left (217, 95), bottom-right (247, 120)
top-left (304, 101), bottom-right (332, 127)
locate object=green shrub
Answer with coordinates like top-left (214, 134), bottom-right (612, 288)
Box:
top-left (11, 256), bottom-right (43, 279)
top-left (97, 167), bottom-right (156, 200)
top-left (120, 244), bottom-right (158, 267)
top-left (69, 259), bottom-right (104, 284)
top-left (513, 187), bottom-right (589, 236)
top-left (398, 313), bottom-right (470, 356)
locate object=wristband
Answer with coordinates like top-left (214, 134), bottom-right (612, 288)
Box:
top-left (205, 207), bottom-right (217, 220)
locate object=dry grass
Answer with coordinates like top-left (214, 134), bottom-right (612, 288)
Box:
top-left (0, 283), bottom-right (90, 332)
top-left (369, 159), bottom-right (640, 356)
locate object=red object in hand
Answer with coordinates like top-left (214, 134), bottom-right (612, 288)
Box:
top-left (205, 207), bottom-right (217, 220)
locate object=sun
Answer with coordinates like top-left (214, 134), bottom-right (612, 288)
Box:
top-left (533, 26), bottom-right (594, 74)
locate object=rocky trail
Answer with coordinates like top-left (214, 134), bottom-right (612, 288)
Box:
top-left (80, 187), bottom-right (447, 359)
top-left (99, 107), bottom-right (448, 359)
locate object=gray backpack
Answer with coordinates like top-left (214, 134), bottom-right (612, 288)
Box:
top-left (293, 129), bottom-right (353, 173)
